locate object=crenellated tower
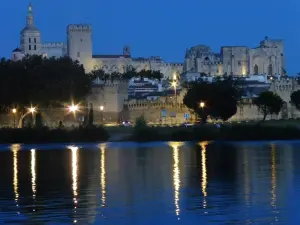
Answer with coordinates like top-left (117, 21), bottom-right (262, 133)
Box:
top-left (67, 24), bottom-right (93, 72)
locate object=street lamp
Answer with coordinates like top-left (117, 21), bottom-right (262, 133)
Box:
top-left (68, 104), bottom-right (79, 114)
top-left (199, 101), bottom-right (205, 124)
top-left (172, 80), bottom-right (177, 108)
top-left (200, 102), bottom-right (205, 108)
top-left (29, 107), bottom-right (36, 114)
top-left (12, 108), bottom-right (17, 128)
top-left (67, 103), bottom-right (80, 126)
top-left (28, 106), bottom-right (36, 126)
top-left (100, 105), bottom-right (104, 124)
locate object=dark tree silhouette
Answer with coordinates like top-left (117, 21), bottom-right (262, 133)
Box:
top-left (0, 55), bottom-right (91, 126)
top-left (291, 90), bottom-right (300, 111)
top-left (88, 103), bottom-right (94, 126)
top-left (253, 91), bottom-right (283, 121)
top-left (183, 77), bottom-right (242, 123)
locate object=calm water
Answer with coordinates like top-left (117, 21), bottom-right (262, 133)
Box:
top-left (0, 141), bottom-right (300, 224)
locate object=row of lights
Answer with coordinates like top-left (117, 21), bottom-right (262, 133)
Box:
top-left (12, 107), bottom-right (36, 114)
top-left (67, 104), bottom-right (104, 113)
top-left (11, 104), bottom-right (105, 114)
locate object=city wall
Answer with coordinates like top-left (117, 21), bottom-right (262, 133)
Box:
top-left (0, 78), bottom-right (299, 127)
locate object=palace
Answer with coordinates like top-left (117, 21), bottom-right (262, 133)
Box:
top-left (14, 3), bottom-right (286, 79)
top-left (183, 38), bottom-right (285, 76)
top-left (13, 3), bottom-right (183, 79)
top-left (5, 2), bottom-right (295, 127)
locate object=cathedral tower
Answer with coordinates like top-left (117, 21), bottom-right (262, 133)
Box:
top-left (20, 2), bottom-right (42, 55)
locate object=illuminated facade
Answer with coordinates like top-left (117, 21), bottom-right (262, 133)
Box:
top-left (17, 3), bottom-right (183, 79)
top-left (184, 37), bottom-right (285, 76)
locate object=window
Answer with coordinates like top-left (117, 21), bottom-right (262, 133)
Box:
top-left (254, 65), bottom-right (258, 74)
top-left (268, 64), bottom-right (273, 75)
top-left (34, 38), bottom-right (36, 43)
top-left (77, 52), bottom-right (80, 57)
top-left (29, 38), bottom-right (31, 43)
top-left (34, 45), bottom-right (36, 50)
top-left (29, 45), bottom-right (31, 50)
top-left (238, 61), bottom-right (241, 66)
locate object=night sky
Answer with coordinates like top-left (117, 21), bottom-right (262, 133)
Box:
top-left (2, 0), bottom-right (299, 74)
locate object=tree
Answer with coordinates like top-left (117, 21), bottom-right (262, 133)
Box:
top-left (291, 90), bottom-right (300, 111)
top-left (0, 55), bottom-right (91, 127)
top-left (183, 77), bottom-right (241, 123)
top-left (87, 68), bottom-right (108, 81)
top-left (35, 112), bottom-right (43, 129)
top-left (88, 103), bottom-right (94, 126)
top-left (253, 91), bottom-right (283, 121)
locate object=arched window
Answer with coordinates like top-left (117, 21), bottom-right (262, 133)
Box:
top-left (254, 65), bottom-right (258, 74)
top-left (268, 64), bottom-right (273, 75)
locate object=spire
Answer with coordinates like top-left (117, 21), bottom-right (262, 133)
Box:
top-left (27, 2), bottom-right (34, 26)
top-left (185, 48), bottom-right (190, 59)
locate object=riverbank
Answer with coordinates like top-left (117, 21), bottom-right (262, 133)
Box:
top-left (125, 123), bottom-right (300, 142)
top-left (0, 127), bottom-right (109, 143)
top-left (0, 123), bottom-right (300, 143)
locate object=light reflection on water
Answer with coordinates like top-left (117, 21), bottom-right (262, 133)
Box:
top-left (0, 142), bottom-right (300, 224)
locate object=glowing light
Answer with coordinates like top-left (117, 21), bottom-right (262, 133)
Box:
top-left (29, 107), bottom-right (36, 113)
top-left (200, 102), bottom-right (205, 108)
top-left (68, 145), bottom-right (79, 221)
top-left (242, 65), bottom-right (247, 76)
top-left (199, 141), bottom-right (208, 209)
top-left (100, 105), bottom-right (104, 111)
top-left (31, 149), bottom-right (36, 200)
top-left (100, 144), bottom-right (106, 207)
top-left (68, 104), bottom-right (79, 113)
top-left (10, 144), bottom-right (21, 212)
top-left (168, 142), bottom-right (183, 219)
top-left (243, 148), bottom-right (250, 206)
top-left (173, 73), bottom-right (177, 81)
top-left (171, 81), bottom-right (177, 87)
top-left (12, 108), bottom-right (17, 114)
top-left (271, 144), bottom-right (277, 208)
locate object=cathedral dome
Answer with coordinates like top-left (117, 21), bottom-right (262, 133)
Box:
top-left (20, 3), bottom-right (40, 35)
top-left (20, 25), bottom-right (40, 35)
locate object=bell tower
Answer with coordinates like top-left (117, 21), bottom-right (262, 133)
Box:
top-left (20, 2), bottom-right (42, 55)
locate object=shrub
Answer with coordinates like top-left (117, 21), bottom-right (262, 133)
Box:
top-left (132, 116), bottom-right (160, 141)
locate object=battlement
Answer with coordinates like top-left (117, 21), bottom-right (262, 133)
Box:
top-left (162, 63), bottom-right (184, 68)
top-left (270, 78), bottom-right (299, 92)
top-left (124, 100), bottom-right (186, 111)
top-left (67, 24), bottom-right (92, 33)
top-left (42, 42), bottom-right (65, 48)
top-left (102, 80), bottom-right (129, 86)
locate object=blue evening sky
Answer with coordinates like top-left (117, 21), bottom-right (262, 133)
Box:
top-left (2, 0), bottom-right (299, 74)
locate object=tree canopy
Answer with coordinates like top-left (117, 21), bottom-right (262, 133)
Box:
top-left (253, 91), bottom-right (283, 121)
top-left (183, 77), bottom-right (242, 122)
top-left (88, 67), bottom-right (164, 82)
top-left (291, 90), bottom-right (300, 111)
top-left (0, 55), bottom-right (91, 110)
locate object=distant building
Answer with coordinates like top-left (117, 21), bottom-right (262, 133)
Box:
top-left (15, 3), bottom-right (183, 79)
top-left (184, 37), bottom-right (285, 76)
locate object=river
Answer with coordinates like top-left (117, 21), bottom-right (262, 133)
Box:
top-left (0, 141), bottom-right (299, 224)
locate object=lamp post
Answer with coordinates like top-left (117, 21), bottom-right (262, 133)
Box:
top-left (12, 108), bottom-right (17, 128)
top-left (100, 105), bottom-right (104, 125)
top-left (68, 103), bottom-right (79, 126)
top-left (200, 102), bottom-right (205, 109)
top-left (29, 107), bottom-right (36, 125)
top-left (172, 73), bottom-right (178, 108)
top-left (200, 102), bottom-right (205, 123)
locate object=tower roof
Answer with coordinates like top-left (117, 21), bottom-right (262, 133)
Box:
top-left (12, 47), bottom-right (22, 53)
top-left (20, 2), bottom-right (40, 34)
